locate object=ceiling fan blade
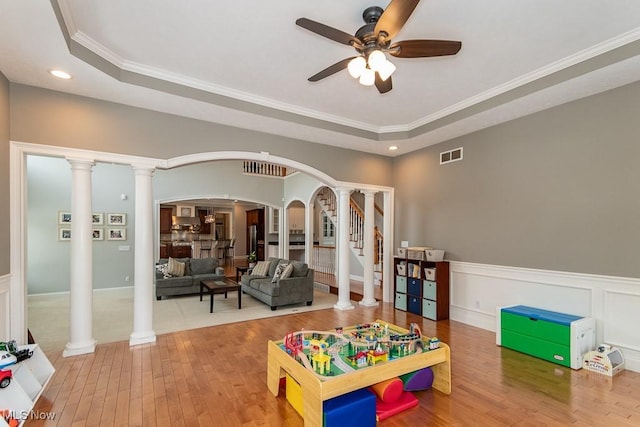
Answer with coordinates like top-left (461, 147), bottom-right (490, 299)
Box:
top-left (374, 0), bottom-right (419, 40)
top-left (375, 73), bottom-right (392, 94)
top-left (389, 40), bottom-right (462, 58)
top-left (296, 18), bottom-right (362, 48)
top-left (308, 57), bottom-right (356, 82)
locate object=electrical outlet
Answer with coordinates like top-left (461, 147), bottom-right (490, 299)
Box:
top-left (125, 276), bottom-right (130, 282)
top-left (475, 300), bottom-right (480, 309)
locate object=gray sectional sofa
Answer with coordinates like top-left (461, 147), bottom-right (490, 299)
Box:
top-left (240, 257), bottom-right (314, 310)
top-left (155, 257), bottom-right (225, 300)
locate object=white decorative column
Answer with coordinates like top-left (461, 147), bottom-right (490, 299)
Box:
top-left (334, 187), bottom-right (354, 310)
top-left (130, 165), bottom-right (157, 346)
top-left (63, 158), bottom-right (97, 357)
top-left (360, 190), bottom-right (378, 307)
top-left (304, 200), bottom-right (313, 265)
top-left (282, 207), bottom-right (289, 259)
top-left (382, 190), bottom-right (394, 303)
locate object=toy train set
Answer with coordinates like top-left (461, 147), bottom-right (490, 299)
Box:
top-left (281, 322), bottom-right (440, 378)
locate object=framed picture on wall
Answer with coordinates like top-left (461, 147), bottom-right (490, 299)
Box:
top-left (58, 211), bottom-right (72, 224)
top-left (107, 213), bottom-right (126, 226)
top-left (58, 228), bottom-right (71, 241)
top-left (92, 228), bottom-right (104, 241)
top-left (92, 213), bottom-right (104, 225)
top-left (107, 228), bottom-right (126, 241)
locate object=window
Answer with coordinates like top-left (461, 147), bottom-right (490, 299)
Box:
top-left (321, 212), bottom-right (335, 245)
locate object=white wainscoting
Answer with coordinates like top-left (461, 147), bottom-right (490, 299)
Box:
top-left (0, 274), bottom-right (10, 341)
top-left (449, 261), bottom-right (640, 373)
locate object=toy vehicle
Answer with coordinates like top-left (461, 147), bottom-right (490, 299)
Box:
top-left (0, 341), bottom-right (17, 353)
top-left (0, 351), bottom-right (17, 370)
top-left (14, 348), bottom-right (34, 362)
top-left (0, 340), bottom-right (33, 363)
top-left (0, 369), bottom-right (12, 388)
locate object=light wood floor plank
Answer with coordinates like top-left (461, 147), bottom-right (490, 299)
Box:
top-left (27, 302), bottom-right (640, 426)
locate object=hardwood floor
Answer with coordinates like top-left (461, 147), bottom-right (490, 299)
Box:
top-left (28, 303), bottom-right (640, 426)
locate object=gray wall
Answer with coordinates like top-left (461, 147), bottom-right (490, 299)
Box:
top-left (11, 78), bottom-right (640, 285)
top-left (394, 80), bottom-right (640, 278)
top-left (10, 84), bottom-right (393, 186)
top-left (0, 73), bottom-right (9, 274)
top-left (154, 162), bottom-right (284, 206)
top-left (26, 157), bottom-right (291, 293)
top-left (27, 156), bottom-right (136, 294)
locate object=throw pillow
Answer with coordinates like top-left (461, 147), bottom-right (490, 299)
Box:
top-left (271, 263), bottom-right (290, 283)
top-left (280, 263), bottom-right (294, 279)
top-left (157, 263), bottom-right (172, 278)
top-left (167, 257), bottom-right (185, 277)
top-left (252, 260), bottom-right (271, 276)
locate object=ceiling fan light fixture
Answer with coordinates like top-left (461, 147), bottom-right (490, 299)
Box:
top-left (367, 50), bottom-right (387, 71)
top-left (376, 59), bottom-right (396, 81)
top-left (347, 56), bottom-right (367, 78)
top-left (359, 68), bottom-right (375, 86)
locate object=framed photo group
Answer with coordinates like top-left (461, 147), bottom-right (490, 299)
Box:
top-left (58, 211), bottom-right (127, 241)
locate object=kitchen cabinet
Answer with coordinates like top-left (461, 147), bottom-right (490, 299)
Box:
top-left (160, 207), bottom-right (173, 233)
top-left (288, 206), bottom-right (305, 233)
top-left (268, 243), bottom-right (279, 258)
top-left (246, 208), bottom-right (265, 261)
top-left (168, 244), bottom-right (192, 258)
top-left (197, 209), bottom-right (211, 235)
top-left (268, 207), bottom-right (280, 234)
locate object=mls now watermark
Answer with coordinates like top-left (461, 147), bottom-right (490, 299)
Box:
top-left (1, 409), bottom-right (56, 421)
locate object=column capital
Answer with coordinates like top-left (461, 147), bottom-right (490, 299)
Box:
top-left (335, 186), bottom-right (354, 195)
top-left (65, 157), bottom-right (95, 169)
top-left (131, 163), bottom-right (156, 174)
top-left (361, 189), bottom-right (378, 196)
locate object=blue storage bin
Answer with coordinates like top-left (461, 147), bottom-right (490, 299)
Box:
top-left (407, 295), bottom-right (421, 315)
top-left (408, 278), bottom-right (421, 296)
top-left (324, 388), bottom-right (376, 427)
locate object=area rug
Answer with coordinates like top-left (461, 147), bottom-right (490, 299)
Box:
top-left (28, 286), bottom-right (339, 353)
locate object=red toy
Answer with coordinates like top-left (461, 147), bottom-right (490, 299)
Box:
top-left (0, 368), bottom-right (12, 388)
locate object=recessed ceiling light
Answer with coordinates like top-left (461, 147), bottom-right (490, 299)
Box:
top-left (388, 145), bottom-right (398, 151)
top-left (49, 69), bottom-right (72, 79)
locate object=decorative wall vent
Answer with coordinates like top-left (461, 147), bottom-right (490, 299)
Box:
top-left (440, 147), bottom-right (463, 165)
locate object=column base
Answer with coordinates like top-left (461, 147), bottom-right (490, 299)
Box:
top-left (129, 330), bottom-right (157, 346)
top-left (63, 339), bottom-right (97, 357)
top-left (359, 299), bottom-right (379, 307)
top-left (333, 301), bottom-right (355, 311)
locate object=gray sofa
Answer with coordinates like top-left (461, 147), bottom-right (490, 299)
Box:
top-left (155, 257), bottom-right (225, 300)
top-left (240, 257), bottom-right (314, 310)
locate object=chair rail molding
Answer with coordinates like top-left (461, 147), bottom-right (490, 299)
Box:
top-left (449, 260), bottom-right (640, 372)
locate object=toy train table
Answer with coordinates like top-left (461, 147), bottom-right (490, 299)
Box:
top-left (267, 319), bottom-right (451, 426)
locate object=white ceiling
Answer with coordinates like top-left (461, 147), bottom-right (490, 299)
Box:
top-left (2, 0), bottom-right (640, 157)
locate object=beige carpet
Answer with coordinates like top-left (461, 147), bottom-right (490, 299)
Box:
top-left (28, 286), bottom-right (339, 353)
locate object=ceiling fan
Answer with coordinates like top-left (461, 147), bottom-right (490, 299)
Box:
top-left (296, 0), bottom-right (462, 94)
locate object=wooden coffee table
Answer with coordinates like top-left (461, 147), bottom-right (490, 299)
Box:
top-left (199, 278), bottom-right (242, 313)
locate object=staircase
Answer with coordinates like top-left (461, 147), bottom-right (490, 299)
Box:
top-left (314, 188), bottom-right (383, 284)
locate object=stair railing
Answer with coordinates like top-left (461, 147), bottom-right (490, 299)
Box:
top-left (313, 187), bottom-right (384, 276)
